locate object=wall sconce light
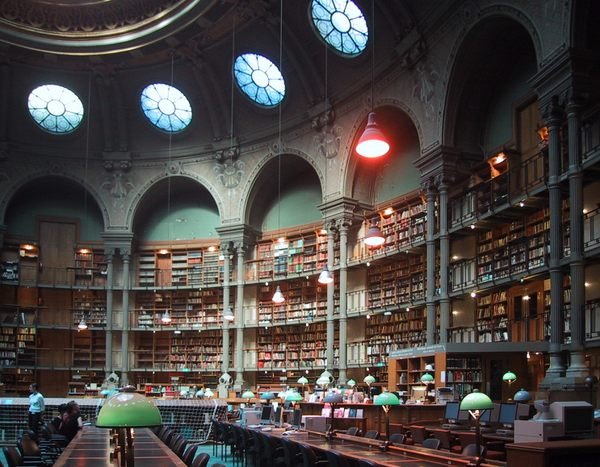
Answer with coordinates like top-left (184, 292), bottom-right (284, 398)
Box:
top-left (536, 126), bottom-right (549, 144)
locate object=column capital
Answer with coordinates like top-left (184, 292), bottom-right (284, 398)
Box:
top-left (335, 217), bottom-right (352, 232)
top-left (421, 177), bottom-right (437, 196)
top-left (541, 95), bottom-right (565, 126)
top-left (233, 242), bottom-right (247, 254)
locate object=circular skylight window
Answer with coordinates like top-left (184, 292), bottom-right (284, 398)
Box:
top-left (310, 0), bottom-right (368, 56)
top-left (28, 84), bottom-right (84, 134)
top-left (140, 83), bottom-right (192, 132)
top-left (234, 53), bottom-right (286, 107)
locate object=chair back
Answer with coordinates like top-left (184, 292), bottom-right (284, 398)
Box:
top-left (430, 429), bottom-right (452, 450)
top-left (422, 437), bottom-right (441, 450)
top-left (181, 444), bottom-right (198, 466)
top-left (462, 443), bottom-right (486, 457)
top-left (388, 433), bottom-right (405, 445)
top-left (408, 425), bottom-right (427, 444)
top-left (364, 430), bottom-right (380, 440)
top-left (325, 450), bottom-right (352, 467)
top-left (191, 452), bottom-right (211, 467)
top-left (346, 426), bottom-right (361, 436)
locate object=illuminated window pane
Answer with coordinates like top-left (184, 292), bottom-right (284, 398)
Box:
top-left (234, 53), bottom-right (285, 107)
top-left (310, 0), bottom-right (368, 56)
top-left (27, 84), bottom-right (84, 134)
top-left (140, 83), bottom-right (192, 132)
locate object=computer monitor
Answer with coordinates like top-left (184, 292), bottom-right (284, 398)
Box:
top-left (444, 401), bottom-right (460, 423)
top-left (550, 401), bottom-right (594, 434)
top-left (260, 405), bottom-right (273, 424)
top-left (291, 408), bottom-right (302, 429)
top-left (479, 403), bottom-right (501, 426)
top-left (240, 410), bottom-right (261, 426)
top-left (273, 406), bottom-right (283, 427)
top-left (498, 403), bottom-right (518, 428)
top-left (411, 386), bottom-right (427, 401)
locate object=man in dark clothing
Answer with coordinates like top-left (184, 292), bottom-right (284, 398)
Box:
top-left (59, 401), bottom-right (82, 443)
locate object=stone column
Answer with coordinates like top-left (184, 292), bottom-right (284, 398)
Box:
top-left (424, 179), bottom-right (438, 345)
top-left (234, 243), bottom-right (246, 389)
top-left (437, 178), bottom-right (450, 343)
top-left (104, 249), bottom-right (115, 375)
top-left (545, 98), bottom-right (566, 377)
top-left (336, 219), bottom-right (351, 385)
top-left (121, 251), bottom-right (131, 385)
top-left (221, 243), bottom-right (232, 376)
top-left (566, 95), bottom-right (587, 377)
top-left (326, 222), bottom-right (336, 370)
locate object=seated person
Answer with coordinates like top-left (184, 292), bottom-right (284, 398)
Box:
top-left (50, 403), bottom-right (68, 432)
top-left (59, 401), bottom-right (83, 443)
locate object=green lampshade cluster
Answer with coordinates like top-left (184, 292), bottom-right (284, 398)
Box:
top-left (460, 390), bottom-right (493, 411)
top-left (241, 390), bottom-right (255, 400)
top-left (96, 392), bottom-right (162, 428)
top-left (261, 391), bottom-right (275, 401)
top-left (364, 375), bottom-right (376, 385)
top-left (297, 376), bottom-right (308, 385)
top-left (346, 379), bottom-right (356, 388)
top-left (374, 391), bottom-right (400, 407)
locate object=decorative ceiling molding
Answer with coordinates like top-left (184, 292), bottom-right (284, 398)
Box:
top-left (0, 0), bottom-right (230, 56)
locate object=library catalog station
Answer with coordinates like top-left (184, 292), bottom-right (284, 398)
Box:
top-left (1, 0), bottom-right (600, 465)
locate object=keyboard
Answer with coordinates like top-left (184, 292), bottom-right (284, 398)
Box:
top-left (441, 424), bottom-right (468, 430)
top-left (470, 426), bottom-right (495, 434)
top-left (495, 429), bottom-right (514, 437)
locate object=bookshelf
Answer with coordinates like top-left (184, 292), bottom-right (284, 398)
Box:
top-left (72, 289), bottom-right (106, 327)
top-left (389, 351), bottom-right (482, 399)
top-left (475, 289), bottom-right (509, 343)
top-left (248, 229), bottom-right (332, 282)
top-left (133, 288), bottom-right (223, 329)
top-left (135, 247), bottom-right (223, 288)
top-left (72, 330), bottom-right (105, 369)
top-left (73, 249), bottom-right (107, 286)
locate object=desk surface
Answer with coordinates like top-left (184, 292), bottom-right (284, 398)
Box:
top-left (53, 426), bottom-right (186, 467)
top-left (258, 427), bottom-right (504, 467)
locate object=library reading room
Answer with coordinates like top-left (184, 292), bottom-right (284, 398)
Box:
top-left (0, 1), bottom-right (599, 466)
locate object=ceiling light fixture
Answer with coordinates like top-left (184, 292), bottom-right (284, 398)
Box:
top-left (161, 309), bottom-right (172, 324)
top-left (364, 219), bottom-right (385, 247)
top-left (223, 306), bottom-right (235, 322)
top-left (356, 1), bottom-right (389, 158)
top-left (318, 265), bottom-right (334, 284)
top-left (77, 317), bottom-right (88, 331)
top-left (272, 285), bottom-right (285, 304)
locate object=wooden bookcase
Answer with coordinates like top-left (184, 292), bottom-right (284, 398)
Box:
top-left (72, 289), bottom-right (106, 327)
top-left (475, 289), bottom-right (509, 343)
top-left (72, 329), bottom-right (105, 369)
top-left (73, 249), bottom-right (107, 286)
top-left (135, 246), bottom-right (223, 288)
top-left (389, 350), bottom-right (482, 399)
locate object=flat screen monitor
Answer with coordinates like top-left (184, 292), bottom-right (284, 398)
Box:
top-left (479, 403), bottom-right (501, 425)
top-left (260, 405), bottom-right (273, 424)
top-left (273, 406), bottom-right (283, 426)
top-left (550, 401), bottom-right (594, 434)
top-left (498, 403), bottom-right (518, 427)
top-left (291, 408), bottom-right (302, 429)
top-left (411, 386), bottom-right (427, 401)
top-left (241, 410), bottom-right (260, 426)
top-left (444, 401), bottom-right (460, 423)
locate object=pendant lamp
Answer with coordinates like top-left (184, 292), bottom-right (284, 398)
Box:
top-left (364, 220), bottom-right (385, 247)
top-left (272, 285), bottom-right (285, 303)
top-left (318, 265), bottom-right (334, 284)
top-left (356, 112), bottom-right (390, 158)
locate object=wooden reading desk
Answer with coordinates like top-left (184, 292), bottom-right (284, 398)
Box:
top-left (54, 425), bottom-right (186, 467)
top-left (257, 427), bottom-right (505, 466)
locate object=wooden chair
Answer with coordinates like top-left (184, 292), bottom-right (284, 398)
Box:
top-left (422, 438), bottom-right (441, 450)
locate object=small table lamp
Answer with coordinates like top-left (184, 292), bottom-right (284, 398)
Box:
top-left (502, 370), bottom-right (517, 385)
top-left (261, 391), bottom-right (275, 404)
top-left (460, 390), bottom-right (493, 467)
top-left (96, 389), bottom-right (162, 467)
top-left (513, 388), bottom-right (531, 403)
top-left (374, 390), bottom-right (400, 439)
top-left (323, 392), bottom-right (343, 440)
top-left (285, 389), bottom-right (304, 408)
top-left (241, 390), bottom-right (255, 406)
top-left (297, 376), bottom-right (309, 394)
top-left (204, 388), bottom-right (214, 399)
top-left (364, 374), bottom-right (376, 399)
top-left (347, 379), bottom-right (356, 388)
